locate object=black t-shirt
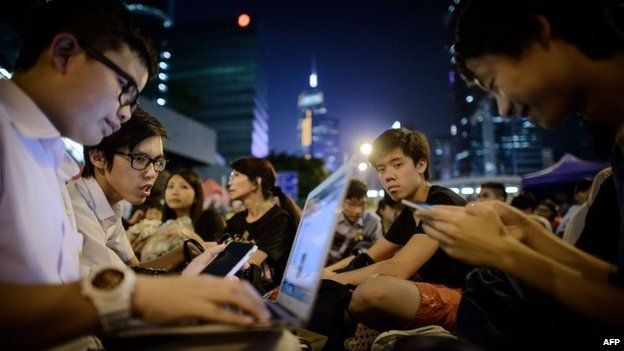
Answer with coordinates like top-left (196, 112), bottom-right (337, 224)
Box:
top-left (575, 175), bottom-right (620, 264)
top-left (384, 185), bottom-right (473, 288)
top-left (226, 205), bottom-right (296, 285)
top-left (194, 208), bottom-right (227, 242)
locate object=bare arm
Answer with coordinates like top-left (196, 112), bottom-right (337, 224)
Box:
top-left (500, 236), bottom-right (624, 328)
top-left (250, 250), bottom-right (268, 266)
top-left (330, 234), bottom-right (438, 286)
top-left (0, 274), bottom-right (270, 349)
top-left (136, 246), bottom-right (189, 271)
top-left (324, 237), bottom-right (400, 274)
top-left (521, 217), bottom-right (614, 282)
top-left (419, 202), bottom-right (624, 328)
top-left (0, 282), bottom-right (99, 349)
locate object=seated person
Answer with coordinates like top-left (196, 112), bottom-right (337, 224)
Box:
top-left (327, 179), bottom-right (382, 264)
top-left (535, 198), bottom-right (562, 233)
top-left (510, 192), bottom-right (537, 215)
top-left (511, 192), bottom-right (552, 231)
top-left (477, 182), bottom-right (507, 202)
top-left (226, 157), bottom-right (302, 290)
top-left (414, 1), bottom-right (624, 348)
top-left (135, 169), bottom-right (224, 261)
top-left (376, 194), bottom-right (403, 234)
top-left (69, 109), bottom-right (206, 273)
top-left (126, 200), bottom-right (163, 227)
top-left (0, 1), bottom-right (268, 347)
top-left (323, 128), bottom-right (472, 336)
top-left (573, 169), bottom-right (620, 264)
top-left (556, 177), bottom-right (592, 235)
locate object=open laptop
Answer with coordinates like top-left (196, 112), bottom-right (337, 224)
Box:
top-left (263, 161), bottom-right (353, 326)
top-left (117, 162), bottom-right (354, 336)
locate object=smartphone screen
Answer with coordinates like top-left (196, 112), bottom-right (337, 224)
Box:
top-left (201, 242), bottom-right (257, 276)
top-left (401, 199), bottom-right (434, 211)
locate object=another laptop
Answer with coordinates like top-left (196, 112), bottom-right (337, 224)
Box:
top-left (117, 162), bottom-right (354, 336)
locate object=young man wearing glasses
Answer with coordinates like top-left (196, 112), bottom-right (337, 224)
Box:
top-left (0, 0), bottom-right (269, 348)
top-left (68, 109), bottom-right (171, 270)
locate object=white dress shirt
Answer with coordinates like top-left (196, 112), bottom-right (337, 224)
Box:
top-left (0, 79), bottom-right (82, 284)
top-left (67, 177), bottom-right (136, 276)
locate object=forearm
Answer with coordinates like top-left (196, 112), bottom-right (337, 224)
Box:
top-left (0, 283), bottom-right (100, 348)
top-left (525, 225), bottom-right (614, 282)
top-left (139, 247), bottom-right (184, 271)
top-left (501, 237), bottom-right (624, 328)
top-left (333, 258), bottom-right (411, 286)
top-left (326, 255), bottom-right (354, 271)
top-left (250, 250), bottom-right (268, 265)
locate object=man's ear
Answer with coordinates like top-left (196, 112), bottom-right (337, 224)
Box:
top-left (50, 33), bottom-right (81, 74)
top-left (416, 159), bottom-right (428, 175)
top-left (255, 177), bottom-right (263, 191)
top-left (532, 15), bottom-right (553, 49)
top-left (89, 149), bottom-right (107, 173)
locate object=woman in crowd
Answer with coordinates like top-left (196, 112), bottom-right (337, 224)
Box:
top-left (226, 157), bottom-right (301, 290)
top-left (132, 169), bottom-right (226, 261)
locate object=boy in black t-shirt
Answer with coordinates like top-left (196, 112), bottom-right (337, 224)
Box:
top-left (323, 128), bottom-right (471, 333)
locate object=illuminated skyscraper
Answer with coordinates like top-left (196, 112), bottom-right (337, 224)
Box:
top-left (163, 14), bottom-right (269, 163)
top-left (297, 67), bottom-right (341, 171)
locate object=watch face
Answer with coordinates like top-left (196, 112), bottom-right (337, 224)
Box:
top-left (92, 269), bottom-right (125, 290)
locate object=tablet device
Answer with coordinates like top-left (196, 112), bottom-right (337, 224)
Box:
top-left (201, 242), bottom-right (257, 277)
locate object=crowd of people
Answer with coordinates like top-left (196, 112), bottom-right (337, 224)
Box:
top-left (0, 0), bottom-right (623, 350)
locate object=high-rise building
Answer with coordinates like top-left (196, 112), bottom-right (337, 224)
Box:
top-left (297, 68), bottom-right (341, 171)
top-left (162, 14), bottom-right (269, 163)
top-left (431, 136), bottom-right (453, 180)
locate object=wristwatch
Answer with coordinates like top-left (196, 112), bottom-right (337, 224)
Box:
top-left (81, 264), bottom-right (136, 333)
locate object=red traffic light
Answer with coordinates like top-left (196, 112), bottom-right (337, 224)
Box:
top-left (238, 14), bottom-right (251, 28)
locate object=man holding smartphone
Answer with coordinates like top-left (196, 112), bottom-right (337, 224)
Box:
top-left (322, 128), bottom-right (470, 336)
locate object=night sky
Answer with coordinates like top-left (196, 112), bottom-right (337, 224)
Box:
top-left (175, 0), bottom-right (455, 156)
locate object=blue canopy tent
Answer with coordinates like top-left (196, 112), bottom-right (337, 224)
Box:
top-left (521, 153), bottom-right (608, 188)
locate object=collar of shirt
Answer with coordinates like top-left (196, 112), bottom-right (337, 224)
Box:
top-left (73, 177), bottom-right (121, 222)
top-left (337, 212), bottom-right (364, 228)
top-left (0, 79), bottom-right (79, 179)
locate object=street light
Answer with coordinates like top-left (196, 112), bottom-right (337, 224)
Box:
top-left (360, 143), bottom-right (372, 156)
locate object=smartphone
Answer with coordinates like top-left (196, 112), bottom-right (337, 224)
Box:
top-left (401, 199), bottom-right (434, 211)
top-left (201, 242), bottom-right (257, 277)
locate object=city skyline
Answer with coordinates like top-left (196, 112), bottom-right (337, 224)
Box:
top-left (174, 0), bottom-right (455, 157)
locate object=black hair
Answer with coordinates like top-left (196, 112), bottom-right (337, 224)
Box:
top-left (538, 198), bottom-right (559, 220)
top-left (481, 181), bottom-right (507, 200)
top-left (230, 157), bottom-right (302, 225)
top-left (369, 128), bottom-right (431, 180)
top-left (82, 108), bottom-right (167, 178)
top-left (162, 169), bottom-right (205, 229)
top-left (346, 179), bottom-right (368, 200)
top-left (377, 192), bottom-right (401, 211)
top-left (14, 0), bottom-right (158, 78)
top-left (454, 0), bottom-right (624, 82)
top-left (575, 177), bottom-right (593, 193)
top-left (511, 192), bottom-right (537, 211)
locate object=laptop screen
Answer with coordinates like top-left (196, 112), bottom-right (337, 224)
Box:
top-left (277, 163), bottom-right (351, 320)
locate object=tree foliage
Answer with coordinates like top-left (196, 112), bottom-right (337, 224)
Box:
top-left (267, 152), bottom-right (329, 201)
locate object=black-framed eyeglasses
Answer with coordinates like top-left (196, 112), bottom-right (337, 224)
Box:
top-left (78, 40), bottom-right (140, 113)
top-left (114, 151), bottom-right (167, 172)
